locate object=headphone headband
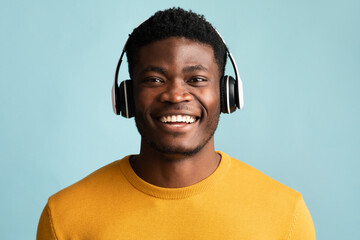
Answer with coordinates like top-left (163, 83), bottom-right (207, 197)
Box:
top-left (112, 25), bottom-right (244, 117)
top-left (213, 28), bottom-right (244, 109)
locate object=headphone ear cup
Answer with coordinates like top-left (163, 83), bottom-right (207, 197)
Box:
top-left (220, 76), bottom-right (227, 113)
top-left (118, 80), bottom-right (135, 118)
top-left (220, 75), bottom-right (237, 114)
top-left (235, 77), bottom-right (244, 109)
top-left (112, 82), bottom-right (120, 115)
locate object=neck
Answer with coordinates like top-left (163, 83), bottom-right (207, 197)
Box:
top-left (131, 138), bottom-right (221, 188)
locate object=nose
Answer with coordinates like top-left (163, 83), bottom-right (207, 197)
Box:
top-left (159, 80), bottom-right (193, 103)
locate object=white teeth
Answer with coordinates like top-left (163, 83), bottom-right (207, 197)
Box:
top-left (159, 115), bottom-right (196, 123)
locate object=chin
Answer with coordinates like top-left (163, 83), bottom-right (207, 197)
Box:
top-left (149, 142), bottom-right (204, 157)
top-left (143, 132), bottom-right (215, 157)
top-left (135, 111), bottom-right (219, 158)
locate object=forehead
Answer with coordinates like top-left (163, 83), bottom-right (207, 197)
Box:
top-left (133, 37), bottom-right (219, 74)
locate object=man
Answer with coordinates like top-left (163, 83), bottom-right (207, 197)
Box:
top-left (37, 8), bottom-right (316, 239)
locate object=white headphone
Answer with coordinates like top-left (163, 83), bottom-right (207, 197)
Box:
top-left (112, 29), bottom-right (244, 118)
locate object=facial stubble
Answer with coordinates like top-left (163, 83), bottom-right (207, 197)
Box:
top-left (135, 110), bottom-right (221, 157)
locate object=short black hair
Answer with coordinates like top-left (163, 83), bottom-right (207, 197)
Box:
top-left (125, 7), bottom-right (227, 78)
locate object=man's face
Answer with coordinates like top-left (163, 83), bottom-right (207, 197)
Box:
top-left (132, 37), bottom-right (221, 156)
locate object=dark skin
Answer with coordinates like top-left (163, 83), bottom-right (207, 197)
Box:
top-left (131, 37), bottom-right (221, 188)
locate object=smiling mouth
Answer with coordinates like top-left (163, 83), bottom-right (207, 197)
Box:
top-left (158, 115), bottom-right (198, 124)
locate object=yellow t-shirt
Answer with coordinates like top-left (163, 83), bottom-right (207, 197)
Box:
top-left (37, 151), bottom-right (315, 239)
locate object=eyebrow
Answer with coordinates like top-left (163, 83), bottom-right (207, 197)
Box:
top-left (183, 65), bottom-right (208, 73)
top-left (140, 65), bottom-right (167, 75)
top-left (139, 64), bottom-right (208, 76)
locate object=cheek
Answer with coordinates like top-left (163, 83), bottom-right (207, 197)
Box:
top-left (133, 88), bottom-right (154, 113)
top-left (198, 88), bottom-right (221, 115)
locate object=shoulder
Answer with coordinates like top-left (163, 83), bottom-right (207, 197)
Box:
top-left (39, 156), bottom-right (133, 238)
top-left (218, 152), bottom-right (315, 238)
top-left (48, 156), bottom-right (131, 209)
top-left (221, 151), bottom-right (301, 200)
top-left (219, 151), bottom-right (304, 219)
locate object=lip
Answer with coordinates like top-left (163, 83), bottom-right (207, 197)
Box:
top-left (153, 111), bottom-right (200, 120)
top-left (152, 112), bottom-right (200, 133)
top-left (159, 114), bottom-right (198, 123)
top-left (155, 118), bottom-right (200, 133)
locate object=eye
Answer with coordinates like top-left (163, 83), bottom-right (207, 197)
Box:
top-left (143, 77), bottom-right (163, 83)
top-left (141, 77), bottom-right (164, 86)
top-left (190, 77), bottom-right (205, 82)
top-left (187, 77), bottom-right (208, 86)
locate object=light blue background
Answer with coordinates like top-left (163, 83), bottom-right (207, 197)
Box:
top-left (1, 0), bottom-right (359, 239)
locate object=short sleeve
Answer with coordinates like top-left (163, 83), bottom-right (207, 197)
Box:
top-left (36, 203), bottom-right (58, 240)
top-left (287, 196), bottom-right (316, 240)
